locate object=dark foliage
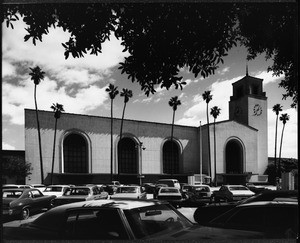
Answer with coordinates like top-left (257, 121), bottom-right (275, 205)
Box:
top-left (2, 157), bottom-right (32, 179)
top-left (2, 2), bottom-right (297, 107)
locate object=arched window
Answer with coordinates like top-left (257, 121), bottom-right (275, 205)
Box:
top-left (118, 137), bottom-right (138, 174)
top-left (163, 140), bottom-right (179, 174)
top-left (63, 133), bottom-right (88, 173)
top-left (225, 139), bottom-right (243, 174)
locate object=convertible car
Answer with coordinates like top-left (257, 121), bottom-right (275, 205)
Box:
top-left (2, 188), bottom-right (56, 220)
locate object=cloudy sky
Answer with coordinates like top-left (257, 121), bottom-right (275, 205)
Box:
top-left (2, 16), bottom-right (297, 159)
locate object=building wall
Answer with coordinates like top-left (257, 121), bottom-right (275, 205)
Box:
top-left (25, 109), bottom-right (199, 184)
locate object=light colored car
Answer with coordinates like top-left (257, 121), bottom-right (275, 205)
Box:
top-left (2, 184), bottom-right (33, 189)
top-left (29, 184), bottom-right (46, 192)
top-left (157, 187), bottom-right (183, 208)
top-left (2, 188), bottom-right (56, 220)
top-left (156, 179), bottom-right (181, 189)
top-left (54, 185), bottom-right (108, 207)
top-left (212, 185), bottom-right (255, 202)
top-left (110, 186), bottom-right (146, 199)
top-left (3, 199), bottom-right (265, 240)
top-left (43, 185), bottom-right (71, 197)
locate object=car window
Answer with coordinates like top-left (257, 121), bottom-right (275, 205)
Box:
top-left (31, 189), bottom-right (43, 198)
top-left (118, 187), bottom-right (137, 193)
top-left (68, 188), bottom-right (90, 196)
top-left (124, 204), bottom-right (192, 239)
top-left (64, 209), bottom-right (128, 240)
top-left (45, 186), bottom-right (63, 192)
top-left (92, 187), bottom-right (99, 195)
top-left (3, 191), bottom-right (23, 198)
top-left (160, 188), bottom-right (179, 193)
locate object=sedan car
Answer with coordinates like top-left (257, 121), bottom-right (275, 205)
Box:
top-left (110, 185), bottom-right (147, 199)
top-left (53, 185), bottom-right (108, 207)
top-left (2, 188), bottom-right (56, 220)
top-left (43, 185), bottom-right (71, 197)
top-left (212, 185), bottom-right (255, 202)
top-left (157, 187), bottom-right (183, 208)
top-left (207, 201), bottom-right (298, 239)
top-left (184, 184), bottom-right (213, 202)
top-left (194, 189), bottom-right (298, 226)
top-left (3, 199), bottom-right (265, 240)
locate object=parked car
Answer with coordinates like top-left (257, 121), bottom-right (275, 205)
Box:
top-left (157, 187), bottom-right (183, 208)
top-left (2, 184), bottom-right (33, 189)
top-left (142, 183), bottom-right (156, 194)
top-left (184, 184), bottom-right (213, 202)
top-left (2, 188), bottom-right (56, 220)
top-left (207, 200), bottom-right (298, 239)
top-left (156, 179), bottom-right (181, 189)
top-left (29, 184), bottom-right (46, 192)
top-left (110, 185), bottom-right (147, 199)
top-left (53, 185), bottom-right (108, 207)
top-left (194, 189), bottom-right (299, 226)
top-left (245, 183), bottom-right (271, 194)
top-left (153, 183), bottom-right (168, 199)
top-left (43, 185), bottom-right (71, 197)
top-left (3, 199), bottom-right (265, 240)
top-left (212, 185), bottom-right (255, 202)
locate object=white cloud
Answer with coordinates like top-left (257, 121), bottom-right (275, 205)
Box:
top-left (2, 76), bottom-right (108, 125)
top-left (2, 60), bottom-right (16, 77)
top-left (254, 71), bottom-right (284, 85)
top-left (217, 66), bottom-right (230, 75)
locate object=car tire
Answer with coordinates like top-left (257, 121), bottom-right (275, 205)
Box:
top-left (21, 207), bottom-right (30, 220)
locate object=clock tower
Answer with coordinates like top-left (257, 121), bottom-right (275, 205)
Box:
top-left (229, 72), bottom-right (268, 174)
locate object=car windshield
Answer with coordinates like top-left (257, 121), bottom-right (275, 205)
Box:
top-left (3, 190), bottom-right (23, 198)
top-left (124, 204), bottom-right (192, 239)
top-left (229, 186), bottom-right (248, 191)
top-left (44, 186), bottom-right (63, 192)
top-left (118, 187), bottom-right (137, 193)
top-left (160, 188), bottom-right (179, 193)
top-left (64, 188), bottom-right (90, 196)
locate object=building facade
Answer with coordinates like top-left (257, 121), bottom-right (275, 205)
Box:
top-left (25, 74), bottom-right (268, 185)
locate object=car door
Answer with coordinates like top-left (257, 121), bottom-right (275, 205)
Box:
top-left (30, 189), bottom-right (48, 212)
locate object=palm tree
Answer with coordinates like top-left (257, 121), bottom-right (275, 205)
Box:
top-left (210, 106), bottom-right (221, 187)
top-left (272, 104), bottom-right (283, 184)
top-left (119, 88), bottom-right (133, 139)
top-left (29, 66), bottom-right (45, 184)
top-left (106, 83), bottom-right (119, 182)
top-left (168, 96), bottom-right (181, 176)
top-left (50, 103), bottom-right (65, 185)
top-left (278, 113), bottom-right (289, 179)
top-left (202, 90), bottom-right (213, 181)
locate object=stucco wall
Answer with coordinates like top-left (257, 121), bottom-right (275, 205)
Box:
top-left (25, 109), bottom-right (199, 184)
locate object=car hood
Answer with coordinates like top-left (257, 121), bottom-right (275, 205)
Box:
top-left (110, 193), bottom-right (139, 199)
top-left (146, 225), bottom-right (264, 240)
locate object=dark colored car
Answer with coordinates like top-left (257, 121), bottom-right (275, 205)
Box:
top-left (184, 185), bottom-right (213, 202)
top-left (2, 188), bottom-right (56, 220)
top-left (194, 189), bottom-right (298, 226)
top-left (54, 185), bottom-right (108, 207)
top-left (3, 199), bottom-right (265, 240)
top-left (207, 201), bottom-right (298, 239)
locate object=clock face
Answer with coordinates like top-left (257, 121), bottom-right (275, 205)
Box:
top-left (253, 104), bottom-right (262, 116)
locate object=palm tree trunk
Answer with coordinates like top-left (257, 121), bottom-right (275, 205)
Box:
top-left (50, 118), bottom-right (58, 185)
top-left (34, 84), bottom-right (44, 184)
top-left (274, 115), bottom-right (279, 183)
top-left (110, 100), bottom-right (114, 182)
top-left (171, 110), bottom-right (175, 176)
top-left (120, 102), bottom-right (127, 139)
top-left (206, 103), bottom-right (211, 181)
top-left (278, 123), bottom-right (286, 179)
top-left (213, 119), bottom-right (217, 186)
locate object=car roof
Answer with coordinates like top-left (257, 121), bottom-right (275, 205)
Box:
top-left (160, 187), bottom-right (180, 190)
top-left (45, 185), bottom-right (70, 187)
top-left (238, 200), bottom-right (298, 207)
